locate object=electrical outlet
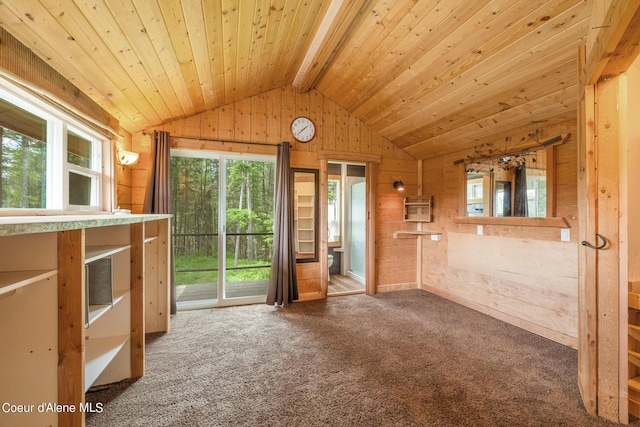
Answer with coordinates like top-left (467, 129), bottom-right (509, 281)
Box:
top-left (477, 225), bottom-right (483, 235)
top-left (561, 228), bottom-right (570, 242)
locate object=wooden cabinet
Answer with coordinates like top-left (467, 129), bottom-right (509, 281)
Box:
top-left (0, 214), bottom-right (171, 427)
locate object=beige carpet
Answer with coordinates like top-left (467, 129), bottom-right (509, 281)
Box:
top-left (87, 289), bottom-right (627, 426)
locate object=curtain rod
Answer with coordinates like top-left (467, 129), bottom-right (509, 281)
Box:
top-left (143, 132), bottom-right (284, 148)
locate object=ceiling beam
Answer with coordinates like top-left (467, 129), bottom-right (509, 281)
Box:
top-left (292, 0), bottom-right (370, 92)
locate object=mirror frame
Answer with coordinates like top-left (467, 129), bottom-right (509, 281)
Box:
top-left (292, 168), bottom-right (319, 263)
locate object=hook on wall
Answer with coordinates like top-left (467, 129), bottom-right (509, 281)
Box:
top-left (581, 233), bottom-right (607, 250)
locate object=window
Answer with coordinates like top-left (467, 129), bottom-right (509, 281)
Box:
top-left (0, 78), bottom-right (110, 211)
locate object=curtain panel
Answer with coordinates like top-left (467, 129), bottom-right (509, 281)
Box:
top-left (266, 142), bottom-right (298, 306)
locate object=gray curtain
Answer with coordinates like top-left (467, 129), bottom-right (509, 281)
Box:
top-left (513, 164), bottom-right (528, 217)
top-left (143, 130), bottom-right (177, 315)
top-left (266, 142), bottom-right (298, 306)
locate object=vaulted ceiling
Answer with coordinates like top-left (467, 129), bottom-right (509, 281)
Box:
top-left (0, 0), bottom-right (593, 160)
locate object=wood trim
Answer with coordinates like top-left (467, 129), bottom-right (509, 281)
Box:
top-left (366, 161), bottom-right (377, 295)
top-left (583, 0), bottom-right (640, 85)
top-left (130, 222), bottom-right (145, 378)
top-left (57, 229), bottom-right (85, 427)
top-left (453, 216), bottom-right (570, 228)
top-left (317, 149), bottom-right (381, 163)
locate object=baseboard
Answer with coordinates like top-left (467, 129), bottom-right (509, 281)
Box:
top-left (296, 291), bottom-right (323, 302)
top-left (376, 282), bottom-right (418, 293)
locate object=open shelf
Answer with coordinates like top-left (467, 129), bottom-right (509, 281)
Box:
top-left (84, 334), bottom-right (130, 391)
top-left (0, 270), bottom-right (57, 296)
top-left (87, 290), bottom-right (129, 326)
top-left (85, 245), bottom-right (131, 264)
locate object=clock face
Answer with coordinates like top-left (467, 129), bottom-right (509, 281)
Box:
top-left (291, 117), bottom-right (315, 142)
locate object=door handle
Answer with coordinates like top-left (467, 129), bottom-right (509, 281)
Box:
top-left (581, 234), bottom-right (607, 250)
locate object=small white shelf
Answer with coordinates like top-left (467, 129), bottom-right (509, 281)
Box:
top-left (87, 290), bottom-right (129, 326)
top-left (85, 334), bottom-right (130, 391)
top-left (85, 245), bottom-right (131, 264)
top-left (0, 269), bottom-right (58, 296)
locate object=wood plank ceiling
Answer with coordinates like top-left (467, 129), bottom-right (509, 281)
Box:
top-left (0, 0), bottom-right (593, 160)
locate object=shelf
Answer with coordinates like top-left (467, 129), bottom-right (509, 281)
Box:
top-left (0, 269), bottom-right (57, 296)
top-left (85, 245), bottom-right (131, 263)
top-left (403, 196), bottom-right (432, 222)
top-left (393, 231), bottom-right (441, 239)
top-left (454, 216), bottom-right (570, 228)
top-left (630, 350), bottom-right (640, 369)
top-left (144, 236), bottom-right (158, 244)
top-left (87, 290), bottom-right (129, 326)
top-left (85, 334), bottom-right (130, 391)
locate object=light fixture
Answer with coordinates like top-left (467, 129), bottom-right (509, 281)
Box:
top-left (393, 180), bottom-right (404, 191)
top-left (116, 146), bottom-right (140, 166)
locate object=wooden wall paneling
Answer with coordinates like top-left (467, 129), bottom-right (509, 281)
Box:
top-left (335, 104), bottom-right (349, 152)
top-left (234, 98), bottom-right (251, 141)
top-left (281, 87), bottom-right (296, 145)
top-left (595, 76), bottom-right (623, 422)
top-left (322, 94), bottom-right (336, 151)
top-left (251, 93), bottom-right (268, 142)
top-left (57, 229), bottom-right (85, 427)
top-left (218, 105), bottom-right (235, 140)
top-left (265, 88), bottom-right (282, 144)
top-left (200, 109), bottom-right (220, 139)
top-left (348, 115), bottom-right (361, 154)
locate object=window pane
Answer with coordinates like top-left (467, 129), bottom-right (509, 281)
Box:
top-left (0, 99), bottom-right (47, 208)
top-left (67, 131), bottom-right (93, 169)
top-left (69, 172), bottom-right (92, 206)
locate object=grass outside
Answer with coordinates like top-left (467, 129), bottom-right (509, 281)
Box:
top-left (175, 254), bottom-right (270, 286)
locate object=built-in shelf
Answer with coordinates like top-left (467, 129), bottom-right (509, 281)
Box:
top-left (403, 196), bottom-right (433, 222)
top-left (0, 269), bottom-right (57, 296)
top-left (85, 245), bottom-right (131, 263)
top-left (454, 216), bottom-right (570, 228)
top-left (84, 334), bottom-right (130, 392)
top-left (87, 290), bottom-right (129, 326)
top-left (144, 236), bottom-right (158, 244)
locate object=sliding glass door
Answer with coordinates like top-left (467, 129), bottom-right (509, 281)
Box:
top-left (171, 150), bottom-right (275, 308)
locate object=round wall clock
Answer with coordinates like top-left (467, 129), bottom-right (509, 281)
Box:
top-left (291, 117), bottom-right (315, 142)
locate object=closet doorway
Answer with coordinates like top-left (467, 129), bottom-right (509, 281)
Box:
top-left (327, 162), bottom-right (366, 295)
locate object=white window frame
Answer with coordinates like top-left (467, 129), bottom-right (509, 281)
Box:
top-left (0, 76), bottom-right (112, 213)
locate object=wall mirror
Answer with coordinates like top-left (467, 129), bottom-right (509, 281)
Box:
top-left (465, 148), bottom-right (549, 218)
top-left (292, 168), bottom-right (318, 262)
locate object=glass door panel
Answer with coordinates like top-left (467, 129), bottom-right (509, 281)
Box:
top-left (171, 155), bottom-right (219, 304)
top-left (347, 178), bottom-right (366, 283)
top-left (222, 158), bottom-right (274, 301)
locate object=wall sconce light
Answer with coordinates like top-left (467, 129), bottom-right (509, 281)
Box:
top-left (116, 146), bottom-right (140, 166)
top-left (393, 180), bottom-right (404, 191)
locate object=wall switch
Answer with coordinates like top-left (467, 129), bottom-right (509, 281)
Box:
top-left (477, 225), bottom-right (483, 235)
top-left (430, 234), bottom-right (442, 241)
top-left (561, 228), bottom-right (570, 242)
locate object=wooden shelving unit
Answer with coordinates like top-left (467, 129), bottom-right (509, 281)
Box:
top-left (0, 214), bottom-right (171, 427)
top-left (294, 188), bottom-right (315, 256)
top-left (403, 196), bottom-right (433, 222)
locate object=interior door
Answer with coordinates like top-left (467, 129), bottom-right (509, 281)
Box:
top-left (346, 176), bottom-right (366, 283)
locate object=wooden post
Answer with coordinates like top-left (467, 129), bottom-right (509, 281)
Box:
top-left (57, 229), bottom-right (85, 427)
top-left (130, 222), bottom-right (145, 378)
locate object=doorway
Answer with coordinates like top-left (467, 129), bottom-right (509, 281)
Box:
top-left (170, 149), bottom-right (275, 309)
top-left (328, 162), bottom-right (366, 295)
